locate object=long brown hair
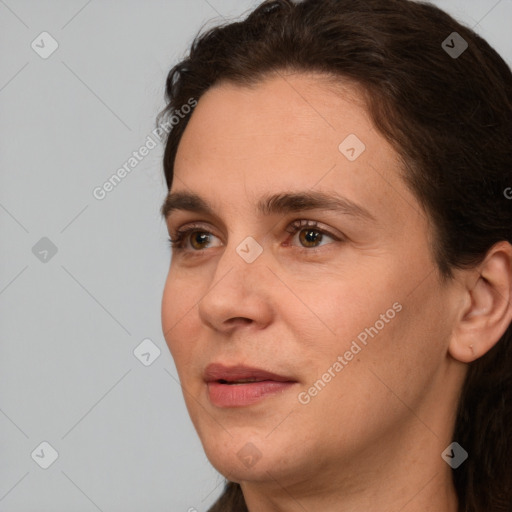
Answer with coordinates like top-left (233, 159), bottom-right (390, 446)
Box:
top-left (157, 1), bottom-right (512, 510)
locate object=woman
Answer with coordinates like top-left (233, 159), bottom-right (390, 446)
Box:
top-left (157, 0), bottom-right (512, 510)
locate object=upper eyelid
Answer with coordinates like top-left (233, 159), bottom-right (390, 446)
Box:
top-left (170, 219), bottom-right (341, 247)
top-left (170, 219), bottom-right (337, 235)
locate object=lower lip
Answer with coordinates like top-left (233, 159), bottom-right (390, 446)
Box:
top-left (207, 380), bottom-right (296, 407)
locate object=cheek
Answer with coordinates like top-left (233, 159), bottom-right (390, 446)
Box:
top-left (293, 271), bottom-right (399, 352)
top-left (161, 270), bottom-right (202, 364)
top-left (292, 264), bottom-right (439, 394)
top-left (347, 276), bottom-right (452, 410)
top-left (291, 304), bottom-right (431, 452)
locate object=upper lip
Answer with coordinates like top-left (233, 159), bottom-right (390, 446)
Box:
top-left (203, 363), bottom-right (297, 383)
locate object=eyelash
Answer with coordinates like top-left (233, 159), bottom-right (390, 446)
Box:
top-left (167, 219), bottom-right (341, 254)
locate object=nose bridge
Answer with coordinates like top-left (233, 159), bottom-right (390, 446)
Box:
top-left (197, 231), bottom-right (271, 328)
top-left (213, 232), bottom-right (267, 293)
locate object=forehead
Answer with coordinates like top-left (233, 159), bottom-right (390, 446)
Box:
top-left (171, 72), bottom-right (424, 229)
top-left (176, 73), bottom-right (373, 166)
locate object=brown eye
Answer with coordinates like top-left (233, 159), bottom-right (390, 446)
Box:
top-left (298, 228), bottom-right (324, 248)
top-left (169, 225), bottom-right (222, 252)
top-left (286, 219), bottom-right (338, 250)
top-left (189, 232), bottom-right (211, 250)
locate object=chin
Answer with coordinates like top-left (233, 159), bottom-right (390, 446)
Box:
top-left (201, 434), bottom-right (287, 483)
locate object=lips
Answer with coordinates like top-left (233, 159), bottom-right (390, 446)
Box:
top-left (204, 363), bottom-right (298, 407)
top-left (203, 363), bottom-right (296, 384)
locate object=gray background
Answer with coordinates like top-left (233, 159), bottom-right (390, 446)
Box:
top-left (1, 1), bottom-right (510, 511)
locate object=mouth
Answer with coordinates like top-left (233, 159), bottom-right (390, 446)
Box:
top-left (204, 363), bottom-right (298, 407)
top-left (218, 377), bottom-right (272, 384)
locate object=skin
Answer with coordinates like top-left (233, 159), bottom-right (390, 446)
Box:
top-left (161, 72), bottom-right (512, 512)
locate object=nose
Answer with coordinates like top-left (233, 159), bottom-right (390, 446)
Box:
top-left (197, 237), bottom-right (275, 335)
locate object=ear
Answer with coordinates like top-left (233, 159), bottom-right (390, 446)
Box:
top-left (449, 241), bottom-right (512, 363)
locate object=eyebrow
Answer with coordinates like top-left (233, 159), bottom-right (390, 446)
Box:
top-left (161, 190), bottom-right (376, 223)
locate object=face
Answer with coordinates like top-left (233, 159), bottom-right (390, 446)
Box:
top-left (161, 73), bottom-right (463, 491)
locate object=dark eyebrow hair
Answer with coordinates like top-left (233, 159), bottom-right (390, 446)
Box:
top-left (161, 190), bottom-right (376, 222)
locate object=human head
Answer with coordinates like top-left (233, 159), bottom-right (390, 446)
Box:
top-left (158, 1), bottom-right (512, 511)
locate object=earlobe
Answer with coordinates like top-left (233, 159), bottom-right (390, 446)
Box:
top-left (448, 242), bottom-right (512, 364)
